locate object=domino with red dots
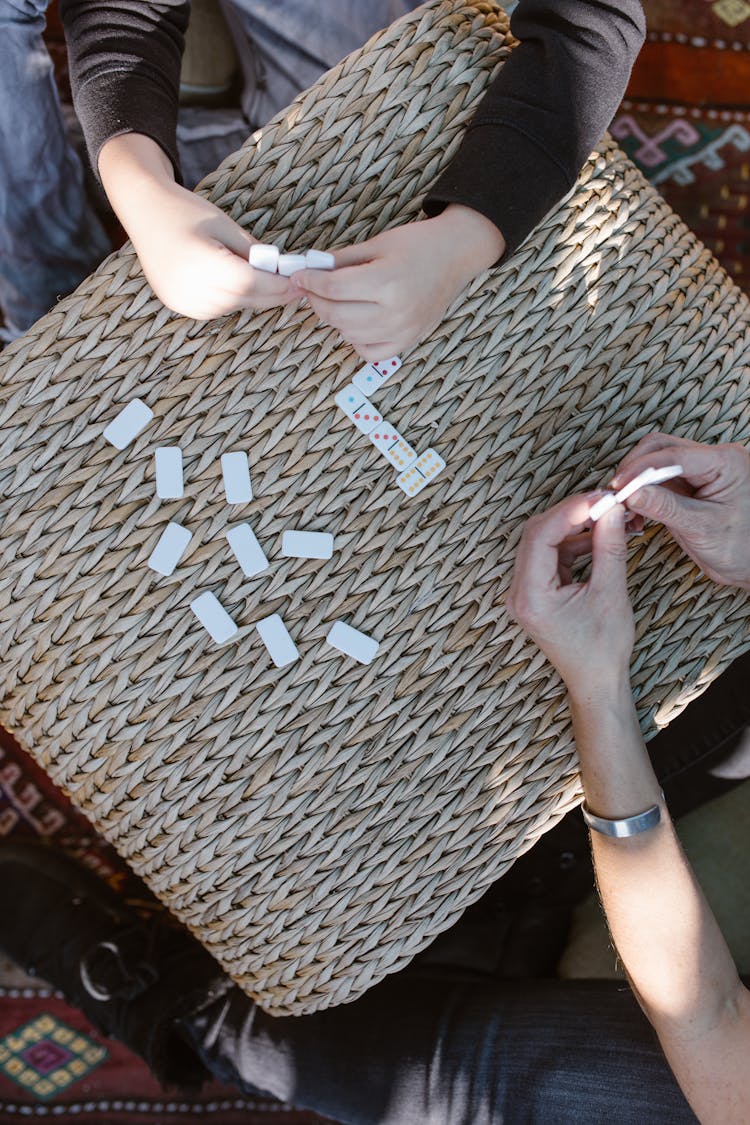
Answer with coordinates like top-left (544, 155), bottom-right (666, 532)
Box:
top-left (334, 385), bottom-right (382, 435)
top-left (396, 449), bottom-right (446, 496)
top-left (352, 356), bottom-right (402, 397)
top-left (369, 421), bottom-right (418, 471)
top-left (371, 356), bottom-right (402, 379)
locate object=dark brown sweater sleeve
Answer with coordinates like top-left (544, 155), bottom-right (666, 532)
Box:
top-left (60, 0), bottom-right (644, 256)
top-left (424, 0), bottom-right (646, 257)
top-left (60, 0), bottom-right (190, 181)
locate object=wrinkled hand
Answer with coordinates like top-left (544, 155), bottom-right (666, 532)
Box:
top-left (613, 433), bottom-right (750, 590)
top-left (290, 204), bottom-right (505, 359)
top-left (506, 497), bottom-right (634, 697)
top-left (99, 133), bottom-right (296, 321)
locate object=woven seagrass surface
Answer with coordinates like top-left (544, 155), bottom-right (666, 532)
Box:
top-left (1, 0), bottom-right (750, 1014)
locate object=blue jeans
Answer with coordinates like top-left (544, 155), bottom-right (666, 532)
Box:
top-left (0, 0), bottom-right (416, 340)
top-left (221, 0), bottom-right (422, 128)
top-left (0, 0), bottom-right (110, 339)
top-left (187, 974), bottom-right (698, 1124)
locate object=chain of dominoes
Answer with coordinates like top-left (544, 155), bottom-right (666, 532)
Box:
top-left (250, 242), bottom-right (448, 497)
top-left (334, 358), bottom-right (446, 496)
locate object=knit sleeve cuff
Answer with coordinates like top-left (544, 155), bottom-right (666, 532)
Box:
top-left (423, 119), bottom-right (573, 260)
top-left (75, 72), bottom-right (182, 185)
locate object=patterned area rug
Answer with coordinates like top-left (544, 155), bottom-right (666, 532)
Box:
top-left (0, 990), bottom-right (325, 1124)
top-left (616, 0), bottom-right (750, 290)
top-left (0, 729), bottom-right (332, 1124)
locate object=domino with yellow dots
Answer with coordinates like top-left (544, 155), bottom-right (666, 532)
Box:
top-left (396, 449), bottom-right (446, 496)
top-left (369, 421), bottom-right (418, 471)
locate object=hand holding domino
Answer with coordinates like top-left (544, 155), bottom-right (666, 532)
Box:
top-left (589, 465), bottom-right (683, 522)
top-left (249, 243), bottom-right (335, 276)
top-left (610, 435), bottom-right (750, 590)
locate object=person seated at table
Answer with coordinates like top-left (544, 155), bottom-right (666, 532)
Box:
top-left (1, 0), bottom-right (644, 349)
top-left (1, 430), bottom-right (749, 1123)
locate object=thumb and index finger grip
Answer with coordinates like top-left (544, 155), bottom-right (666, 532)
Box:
top-left (624, 480), bottom-right (697, 527)
top-left (590, 503), bottom-right (629, 593)
top-left (613, 443), bottom-right (724, 494)
top-left (513, 496), bottom-right (593, 593)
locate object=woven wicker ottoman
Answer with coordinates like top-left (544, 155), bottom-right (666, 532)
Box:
top-left (1, 0), bottom-right (749, 1016)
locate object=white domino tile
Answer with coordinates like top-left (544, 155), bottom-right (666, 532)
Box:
top-left (588, 493), bottom-right (617, 522)
top-left (396, 448), bottom-right (446, 497)
top-left (103, 399), bottom-right (153, 450)
top-left (190, 591), bottom-right (238, 645)
top-left (281, 530), bottom-right (334, 560)
top-left (326, 620), bottom-right (379, 665)
top-left (249, 243), bottom-right (280, 273)
top-left (305, 249), bottom-right (335, 270)
top-left (589, 464), bottom-right (683, 522)
top-left (614, 463), bottom-right (683, 503)
top-left (226, 523), bottom-right (269, 578)
top-left (277, 253), bottom-right (307, 277)
top-left (371, 356), bottom-right (402, 379)
top-left (255, 613), bottom-right (299, 668)
top-left (352, 363), bottom-right (387, 396)
top-left (369, 421), bottom-right (418, 472)
top-left (155, 446), bottom-right (184, 499)
top-left (147, 521), bottom-right (192, 576)
top-left (334, 385), bottom-right (382, 435)
top-left (221, 451), bottom-right (253, 504)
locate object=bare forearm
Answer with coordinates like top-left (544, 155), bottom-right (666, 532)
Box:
top-left (570, 688), bottom-right (742, 1028)
top-left (98, 134), bottom-right (177, 240)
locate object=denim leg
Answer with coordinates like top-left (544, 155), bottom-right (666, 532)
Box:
top-left (221, 0), bottom-right (422, 128)
top-left (0, 0), bottom-right (110, 338)
top-left (184, 972), bottom-right (697, 1124)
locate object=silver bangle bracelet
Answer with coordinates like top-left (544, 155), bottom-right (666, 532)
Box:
top-left (581, 792), bottom-right (664, 838)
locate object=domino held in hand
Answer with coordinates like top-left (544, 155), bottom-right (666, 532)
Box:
top-left (249, 243), bottom-right (280, 273)
top-left (589, 464), bottom-right (683, 522)
top-left (278, 253), bottom-right (307, 277)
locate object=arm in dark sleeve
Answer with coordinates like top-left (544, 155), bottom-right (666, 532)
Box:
top-left (424, 0), bottom-right (646, 258)
top-left (60, 0), bottom-right (190, 180)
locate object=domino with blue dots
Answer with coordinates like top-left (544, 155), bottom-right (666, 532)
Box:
top-left (334, 385), bottom-right (382, 435)
top-left (352, 356), bottom-right (402, 397)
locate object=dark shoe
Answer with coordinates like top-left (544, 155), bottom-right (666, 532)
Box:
top-left (0, 840), bottom-right (231, 1087)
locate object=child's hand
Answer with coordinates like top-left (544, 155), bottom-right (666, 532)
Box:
top-left (99, 134), bottom-right (296, 321)
top-left (290, 204), bottom-right (505, 359)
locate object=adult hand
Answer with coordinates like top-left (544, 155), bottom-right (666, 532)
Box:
top-left (612, 433), bottom-right (750, 590)
top-left (99, 134), bottom-right (296, 321)
top-left (289, 204), bottom-right (505, 360)
top-left (506, 497), bottom-right (634, 699)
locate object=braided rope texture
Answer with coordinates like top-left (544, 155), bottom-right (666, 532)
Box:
top-left (1, 0), bottom-right (749, 1014)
